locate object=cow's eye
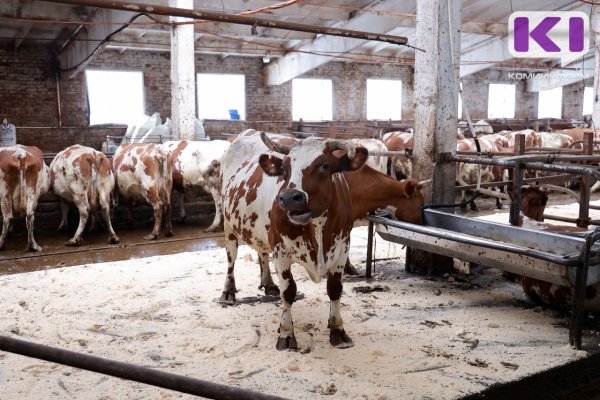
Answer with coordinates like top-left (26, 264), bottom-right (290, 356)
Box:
top-left (320, 163), bottom-right (329, 172)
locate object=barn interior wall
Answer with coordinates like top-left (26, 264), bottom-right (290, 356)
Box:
top-left (0, 44), bottom-right (591, 153)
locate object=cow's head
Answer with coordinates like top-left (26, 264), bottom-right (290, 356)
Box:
top-left (389, 179), bottom-right (425, 225)
top-left (259, 132), bottom-right (368, 225)
top-left (517, 185), bottom-right (548, 221)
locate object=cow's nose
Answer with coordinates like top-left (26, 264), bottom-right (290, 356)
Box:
top-left (279, 189), bottom-right (307, 210)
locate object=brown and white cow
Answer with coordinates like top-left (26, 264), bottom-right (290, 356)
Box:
top-left (382, 131), bottom-right (413, 179)
top-left (221, 132), bottom-right (424, 350)
top-left (113, 143), bottom-right (173, 240)
top-left (163, 140), bottom-right (230, 231)
top-left (350, 138), bottom-right (388, 173)
top-left (50, 145), bottom-right (119, 246)
top-left (0, 145), bottom-right (50, 251)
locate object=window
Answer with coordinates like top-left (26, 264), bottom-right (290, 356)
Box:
top-left (366, 79), bottom-right (402, 120)
top-left (537, 87), bottom-right (562, 119)
top-left (197, 73), bottom-right (245, 120)
top-left (292, 78), bottom-right (333, 121)
top-left (583, 86), bottom-right (594, 116)
top-left (487, 83), bottom-right (516, 119)
top-left (85, 70), bottom-right (145, 125)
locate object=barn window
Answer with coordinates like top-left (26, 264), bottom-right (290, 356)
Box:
top-left (292, 78), bottom-right (333, 121)
top-left (197, 73), bottom-right (246, 120)
top-left (537, 86), bottom-right (562, 119)
top-left (85, 70), bottom-right (145, 125)
top-left (366, 79), bottom-right (402, 120)
top-left (487, 83), bottom-right (515, 119)
top-left (583, 86), bottom-right (594, 116)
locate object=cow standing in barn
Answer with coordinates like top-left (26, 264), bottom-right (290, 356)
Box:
top-left (0, 145), bottom-right (49, 251)
top-left (50, 145), bottom-right (119, 246)
top-left (221, 132), bottom-right (424, 350)
top-left (113, 143), bottom-right (173, 240)
top-left (163, 140), bottom-right (230, 231)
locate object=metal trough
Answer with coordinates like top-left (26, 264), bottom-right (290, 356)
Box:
top-left (366, 209), bottom-right (600, 349)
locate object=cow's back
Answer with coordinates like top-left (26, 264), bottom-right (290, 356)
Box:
top-left (165, 140), bottom-right (230, 190)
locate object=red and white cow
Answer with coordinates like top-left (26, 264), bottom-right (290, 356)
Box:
top-left (382, 131), bottom-right (413, 179)
top-left (221, 132), bottom-right (424, 350)
top-left (50, 145), bottom-right (119, 246)
top-left (509, 186), bottom-right (600, 311)
top-left (0, 145), bottom-right (50, 251)
top-left (113, 143), bottom-right (173, 240)
top-left (350, 138), bottom-right (388, 173)
top-left (163, 140), bottom-right (230, 231)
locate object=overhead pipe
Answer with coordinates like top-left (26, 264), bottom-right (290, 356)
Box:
top-left (41, 0), bottom-right (410, 46)
top-left (0, 335), bottom-right (286, 400)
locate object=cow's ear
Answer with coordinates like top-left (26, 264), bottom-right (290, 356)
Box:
top-left (334, 147), bottom-right (368, 172)
top-left (259, 154), bottom-right (284, 176)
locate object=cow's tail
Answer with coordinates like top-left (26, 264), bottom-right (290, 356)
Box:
top-left (17, 149), bottom-right (27, 214)
top-left (158, 147), bottom-right (172, 202)
top-left (88, 153), bottom-right (100, 210)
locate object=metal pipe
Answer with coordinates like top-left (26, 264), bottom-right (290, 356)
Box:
top-left (55, 72), bottom-right (62, 128)
top-left (443, 154), bottom-right (600, 181)
top-left (0, 335), bottom-right (286, 400)
top-left (41, 0), bottom-right (409, 46)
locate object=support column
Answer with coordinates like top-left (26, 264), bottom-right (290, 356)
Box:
top-left (592, 6), bottom-right (600, 126)
top-left (170, 0), bottom-right (197, 140)
top-left (410, 0), bottom-right (461, 274)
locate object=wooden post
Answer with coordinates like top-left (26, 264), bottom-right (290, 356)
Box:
top-left (509, 134), bottom-right (525, 226)
top-left (409, 0), bottom-right (461, 274)
top-left (170, 0), bottom-right (197, 140)
top-left (592, 7), bottom-right (600, 126)
top-left (577, 131), bottom-right (593, 228)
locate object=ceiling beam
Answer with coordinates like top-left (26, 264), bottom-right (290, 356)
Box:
top-left (57, 7), bottom-right (137, 77)
top-left (459, 35), bottom-right (511, 77)
top-left (264, 0), bottom-right (412, 86)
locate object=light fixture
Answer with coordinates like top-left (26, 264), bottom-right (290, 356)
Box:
top-left (262, 52), bottom-right (271, 64)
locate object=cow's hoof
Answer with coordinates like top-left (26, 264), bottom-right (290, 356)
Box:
top-left (276, 336), bottom-right (298, 351)
top-left (344, 263), bottom-right (360, 276)
top-left (263, 284), bottom-right (280, 297)
top-left (27, 244), bottom-right (42, 252)
top-left (109, 236), bottom-right (120, 244)
top-left (165, 231), bottom-right (173, 237)
top-left (219, 290), bottom-right (236, 303)
top-left (0, 244), bottom-right (5, 251)
top-left (57, 224), bottom-right (67, 232)
top-left (65, 238), bottom-right (81, 246)
top-left (330, 329), bottom-right (354, 349)
top-left (144, 233), bottom-right (159, 240)
top-left (203, 225), bottom-right (219, 233)
top-left (179, 216), bottom-right (187, 225)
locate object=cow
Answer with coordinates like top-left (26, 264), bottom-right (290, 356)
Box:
top-left (163, 140), bottom-right (231, 231)
top-left (499, 129), bottom-right (538, 148)
top-left (507, 186), bottom-right (600, 312)
top-left (0, 145), bottom-right (50, 251)
top-left (220, 132), bottom-right (424, 350)
top-left (382, 131), bottom-right (413, 179)
top-left (113, 143), bottom-right (173, 240)
top-left (456, 135), bottom-right (510, 210)
top-left (49, 145), bottom-right (119, 246)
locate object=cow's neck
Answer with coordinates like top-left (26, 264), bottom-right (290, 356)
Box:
top-left (344, 166), bottom-right (406, 220)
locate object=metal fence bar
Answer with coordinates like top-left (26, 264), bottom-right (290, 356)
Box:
top-left (0, 335), bottom-right (287, 400)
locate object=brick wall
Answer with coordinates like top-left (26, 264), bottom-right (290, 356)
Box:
top-left (0, 43), bottom-right (593, 153)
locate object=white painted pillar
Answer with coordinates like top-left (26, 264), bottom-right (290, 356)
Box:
top-left (170, 0), bottom-right (197, 140)
top-left (413, 0), bottom-right (461, 204)
top-left (409, 0), bottom-right (461, 274)
top-left (592, 6), bottom-right (600, 125)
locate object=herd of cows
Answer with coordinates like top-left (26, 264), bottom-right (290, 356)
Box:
top-left (0, 125), bottom-right (599, 349)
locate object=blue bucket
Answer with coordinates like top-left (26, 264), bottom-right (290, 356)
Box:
top-left (228, 109), bottom-right (240, 120)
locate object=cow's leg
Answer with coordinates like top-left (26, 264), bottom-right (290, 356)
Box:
top-left (274, 249), bottom-right (297, 350)
top-left (178, 191), bottom-right (186, 223)
top-left (205, 186), bottom-right (222, 232)
top-left (25, 201), bottom-right (42, 252)
top-left (0, 198), bottom-right (13, 250)
top-left (343, 238), bottom-right (359, 275)
top-left (65, 195), bottom-right (89, 246)
top-left (57, 200), bottom-right (69, 231)
top-left (220, 233), bottom-right (239, 302)
top-left (127, 199), bottom-right (134, 225)
top-left (145, 202), bottom-right (162, 240)
top-left (258, 252), bottom-right (279, 296)
top-left (327, 261), bottom-right (353, 349)
top-left (164, 202), bottom-right (173, 237)
top-left (99, 192), bottom-right (120, 244)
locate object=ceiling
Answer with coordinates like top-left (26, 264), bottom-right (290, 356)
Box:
top-left (0, 0), bottom-right (594, 85)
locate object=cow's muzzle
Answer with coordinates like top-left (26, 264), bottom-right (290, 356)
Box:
top-left (279, 189), bottom-right (311, 224)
